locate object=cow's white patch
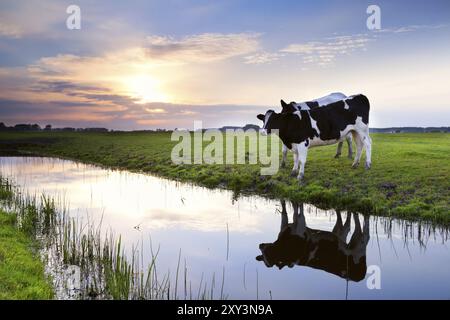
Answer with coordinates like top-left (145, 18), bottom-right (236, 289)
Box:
top-left (297, 141), bottom-right (308, 179)
top-left (309, 137), bottom-right (339, 147)
top-left (264, 112), bottom-right (270, 127)
top-left (309, 113), bottom-right (319, 133)
top-left (354, 116), bottom-right (367, 133)
top-left (260, 111), bottom-right (273, 135)
top-left (344, 101), bottom-right (350, 110)
top-left (293, 92), bottom-right (347, 111)
top-left (315, 92), bottom-right (347, 106)
top-left (294, 111), bottom-right (302, 120)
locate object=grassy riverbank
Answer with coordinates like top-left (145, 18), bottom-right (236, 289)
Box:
top-left (0, 178), bottom-right (53, 299)
top-left (0, 209), bottom-right (53, 299)
top-left (0, 131), bottom-right (449, 224)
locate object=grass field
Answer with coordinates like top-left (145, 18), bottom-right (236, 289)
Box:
top-left (0, 131), bottom-right (449, 224)
top-left (0, 209), bottom-right (53, 299)
top-left (0, 179), bottom-right (53, 299)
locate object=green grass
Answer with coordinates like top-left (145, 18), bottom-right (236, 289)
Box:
top-left (0, 131), bottom-right (449, 224)
top-left (0, 210), bottom-right (53, 299)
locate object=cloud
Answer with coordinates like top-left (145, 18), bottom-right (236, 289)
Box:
top-left (145, 107), bottom-right (166, 114)
top-left (281, 34), bottom-right (372, 66)
top-left (145, 33), bottom-right (261, 63)
top-left (0, 1), bottom-right (67, 39)
top-left (0, 22), bottom-right (22, 38)
top-left (28, 78), bottom-right (137, 110)
top-left (376, 23), bottom-right (448, 34)
top-left (122, 102), bottom-right (265, 129)
top-left (244, 52), bottom-right (284, 65)
top-left (0, 31), bottom-right (264, 113)
top-left (252, 24), bottom-right (448, 67)
top-left (0, 98), bottom-right (119, 125)
top-left (31, 80), bottom-right (107, 94)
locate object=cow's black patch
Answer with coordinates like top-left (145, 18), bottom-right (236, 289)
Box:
top-left (280, 100), bottom-right (298, 114)
top-left (305, 101), bottom-right (320, 109)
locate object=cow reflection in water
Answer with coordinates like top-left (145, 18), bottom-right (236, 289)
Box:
top-left (256, 201), bottom-right (370, 282)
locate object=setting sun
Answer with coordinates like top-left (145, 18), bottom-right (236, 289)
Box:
top-left (122, 74), bottom-right (170, 103)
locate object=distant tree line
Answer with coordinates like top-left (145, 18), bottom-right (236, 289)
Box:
top-left (370, 127), bottom-right (450, 133)
top-left (0, 122), bottom-right (109, 132)
top-left (0, 122), bottom-right (448, 133)
top-left (0, 123), bottom-right (173, 133)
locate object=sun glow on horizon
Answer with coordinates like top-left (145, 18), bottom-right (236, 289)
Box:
top-left (122, 74), bottom-right (171, 104)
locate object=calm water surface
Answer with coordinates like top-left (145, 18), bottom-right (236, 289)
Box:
top-left (1, 157), bottom-right (449, 299)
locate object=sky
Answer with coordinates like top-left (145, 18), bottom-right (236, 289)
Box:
top-left (0, 0), bottom-right (449, 130)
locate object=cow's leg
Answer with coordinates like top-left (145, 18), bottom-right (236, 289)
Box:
top-left (334, 142), bottom-right (344, 158)
top-left (347, 213), bottom-right (362, 250)
top-left (290, 144), bottom-right (299, 177)
top-left (347, 213), bottom-right (365, 262)
top-left (333, 210), bottom-right (351, 242)
top-left (280, 200), bottom-right (288, 231)
top-left (332, 210), bottom-right (343, 233)
top-left (297, 142), bottom-right (309, 182)
top-left (353, 213), bottom-right (362, 235)
top-left (343, 211), bottom-right (351, 239)
top-left (281, 144), bottom-right (288, 168)
top-left (346, 213), bottom-right (371, 264)
top-left (293, 202), bottom-right (307, 237)
top-left (362, 132), bottom-right (372, 170)
top-left (292, 202), bottom-right (298, 224)
top-left (346, 134), bottom-right (353, 159)
top-left (363, 215), bottom-right (370, 245)
top-left (351, 131), bottom-right (364, 168)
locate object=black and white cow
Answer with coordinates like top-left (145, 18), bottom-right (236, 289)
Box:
top-left (279, 92), bottom-right (353, 160)
top-left (257, 94), bottom-right (372, 181)
top-left (256, 201), bottom-right (370, 282)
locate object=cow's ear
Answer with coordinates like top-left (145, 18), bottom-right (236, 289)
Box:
top-left (280, 99), bottom-right (288, 108)
top-left (256, 255), bottom-right (263, 261)
top-left (257, 114), bottom-right (265, 121)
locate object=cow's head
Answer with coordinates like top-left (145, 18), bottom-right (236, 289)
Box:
top-left (256, 242), bottom-right (283, 268)
top-left (280, 99), bottom-right (298, 113)
top-left (256, 109), bottom-right (276, 135)
top-left (256, 228), bottom-right (309, 269)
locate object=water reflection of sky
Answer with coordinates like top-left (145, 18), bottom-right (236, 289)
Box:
top-left (1, 157), bottom-right (449, 299)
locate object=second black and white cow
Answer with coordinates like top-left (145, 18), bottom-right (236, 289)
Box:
top-left (257, 94), bottom-right (372, 181)
top-left (279, 92), bottom-right (353, 160)
top-left (280, 92), bottom-right (347, 113)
